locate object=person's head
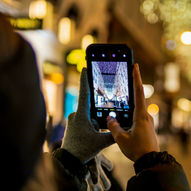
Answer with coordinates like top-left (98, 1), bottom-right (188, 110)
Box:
top-left (0, 14), bottom-right (46, 190)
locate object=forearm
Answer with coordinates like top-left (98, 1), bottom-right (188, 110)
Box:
top-left (127, 151), bottom-right (190, 191)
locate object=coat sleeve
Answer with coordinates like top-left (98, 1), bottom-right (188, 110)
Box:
top-left (126, 152), bottom-right (190, 191)
top-left (50, 148), bottom-right (88, 191)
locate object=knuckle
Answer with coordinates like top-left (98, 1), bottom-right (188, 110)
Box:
top-left (144, 113), bottom-right (150, 121)
top-left (139, 112), bottom-right (149, 121)
top-left (148, 114), bottom-right (154, 123)
top-left (137, 112), bottom-right (153, 123)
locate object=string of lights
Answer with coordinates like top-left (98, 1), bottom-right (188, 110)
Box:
top-left (140, 0), bottom-right (191, 82)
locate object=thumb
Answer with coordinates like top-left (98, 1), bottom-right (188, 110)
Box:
top-left (107, 116), bottom-right (126, 140)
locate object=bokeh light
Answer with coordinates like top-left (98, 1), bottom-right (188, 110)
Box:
top-left (81, 34), bottom-right (95, 50)
top-left (29, 0), bottom-right (47, 19)
top-left (58, 17), bottom-right (72, 44)
top-left (177, 98), bottom-right (191, 112)
top-left (147, 104), bottom-right (159, 115)
top-left (180, 31), bottom-right (191, 45)
top-left (143, 84), bottom-right (154, 99)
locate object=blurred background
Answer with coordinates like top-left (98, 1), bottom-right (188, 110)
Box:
top-left (1, 0), bottom-right (191, 190)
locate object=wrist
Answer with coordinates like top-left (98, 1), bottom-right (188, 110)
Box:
top-left (132, 147), bottom-right (160, 162)
top-left (52, 148), bottom-right (88, 179)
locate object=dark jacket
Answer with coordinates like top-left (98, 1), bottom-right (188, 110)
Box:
top-left (127, 151), bottom-right (190, 191)
top-left (51, 149), bottom-right (87, 191)
top-left (52, 149), bottom-right (190, 191)
top-left (0, 15), bottom-right (46, 190)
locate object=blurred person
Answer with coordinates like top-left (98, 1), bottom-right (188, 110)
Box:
top-left (0, 13), bottom-right (116, 191)
top-left (107, 64), bottom-right (190, 191)
top-left (0, 13), bottom-right (46, 190)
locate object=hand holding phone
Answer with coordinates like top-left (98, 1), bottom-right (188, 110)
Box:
top-left (107, 64), bottom-right (160, 162)
top-left (86, 44), bottom-right (134, 129)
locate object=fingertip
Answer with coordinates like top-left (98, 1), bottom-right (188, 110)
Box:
top-left (80, 67), bottom-right (88, 83)
top-left (133, 62), bottom-right (146, 111)
top-left (133, 63), bottom-right (140, 77)
top-left (107, 117), bottom-right (121, 132)
top-left (107, 116), bottom-right (113, 121)
top-left (134, 63), bottom-right (139, 68)
top-left (81, 67), bottom-right (87, 75)
top-left (135, 63), bottom-right (139, 68)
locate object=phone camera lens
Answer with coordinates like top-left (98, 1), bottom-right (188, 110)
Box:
top-left (112, 54), bottom-right (116, 57)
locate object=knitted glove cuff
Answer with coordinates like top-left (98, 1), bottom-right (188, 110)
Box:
top-left (52, 148), bottom-right (88, 181)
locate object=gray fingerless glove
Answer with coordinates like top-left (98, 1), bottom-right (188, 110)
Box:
top-left (62, 68), bottom-right (114, 163)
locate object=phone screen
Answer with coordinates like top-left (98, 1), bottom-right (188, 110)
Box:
top-left (92, 61), bottom-right (129, 110)
top-left (87, 44), bottom-right (134, 129)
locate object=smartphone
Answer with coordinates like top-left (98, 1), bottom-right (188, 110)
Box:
top-left (86, 44), bottom-right (134, 129)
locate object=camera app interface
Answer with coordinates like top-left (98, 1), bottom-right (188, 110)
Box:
top-left (92, 61), bottom-right (129, 110)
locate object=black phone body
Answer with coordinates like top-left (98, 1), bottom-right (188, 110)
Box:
top-left (86, 44), bottom-right (134, 129)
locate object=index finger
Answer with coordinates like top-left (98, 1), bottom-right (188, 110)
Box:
top-left (133, 64), bottom-right (146, 113)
